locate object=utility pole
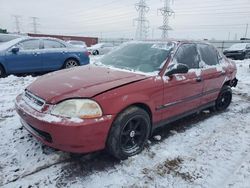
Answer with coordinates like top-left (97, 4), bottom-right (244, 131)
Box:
top-left (13, 15), bottom-right (21, 33)
top-left (134, 0), bottom-right (150, 40)
top-left (228, 32), bottom-right (231, 40)
top-left (30, 17), bottom-right (39, 34)
top-left (158, 0), bottom-right (174, 39)
top-left (244, 23), bottom-right (249, 38)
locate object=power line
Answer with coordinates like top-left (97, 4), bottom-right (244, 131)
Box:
top-left (134, 0), bottom-right (150, 40)
top-left (158, 0), bottom-right (174, 39)
top-left (244, 24), bottom-right (249, 38)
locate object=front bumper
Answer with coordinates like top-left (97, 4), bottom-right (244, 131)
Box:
top-left (15, 94), bottom-right (114, 153)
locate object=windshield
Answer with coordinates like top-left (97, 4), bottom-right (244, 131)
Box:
top-left (229, 43), bottom-right (248, 50)
top-left (0, 38), bottom-right (24, 51)
top-left (98, 42), bottom-right (175, 74)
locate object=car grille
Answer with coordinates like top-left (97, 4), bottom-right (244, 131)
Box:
top-left (23, 90), bottom-right (46, 111)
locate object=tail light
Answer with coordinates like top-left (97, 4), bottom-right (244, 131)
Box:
top-left (84, 51), bottom-right (89, 56)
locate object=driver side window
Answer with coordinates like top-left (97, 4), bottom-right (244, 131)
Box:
top-left (18, 39), bottom-right (40, 50)
top-left (174, 44), bottom-right (200, 69)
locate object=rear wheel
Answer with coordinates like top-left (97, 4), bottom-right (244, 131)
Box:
top-left (64, 59), bottom-right (79, 69)
top-left (215, 85), bottom-right (232, 111)
top-left (107, 106), bottom-right (151, 160)
top-left (93, 50), bottom-right (99, 55)
top-left (0, 65), bottom-right (6, 78)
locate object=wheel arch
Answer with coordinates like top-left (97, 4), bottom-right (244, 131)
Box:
top-left (0, 63), bottom-right (6, 74)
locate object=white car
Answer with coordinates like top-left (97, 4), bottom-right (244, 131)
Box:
top-left (67, 40), bottom-right (87, 50)
top-left (88, 43), bottom-right (114, 55)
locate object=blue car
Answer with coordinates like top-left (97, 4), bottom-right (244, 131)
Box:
top-left (0, 37), bottom-right (90, 77)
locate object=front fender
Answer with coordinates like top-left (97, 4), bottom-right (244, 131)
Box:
top-left (94, 77), bottom-right (164, 123)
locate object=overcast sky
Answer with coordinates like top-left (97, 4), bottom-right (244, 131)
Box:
top-left (0, 0), bottom-right (250, 40)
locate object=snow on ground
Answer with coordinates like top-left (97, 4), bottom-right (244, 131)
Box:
top-left (0, 57), bottom-right (250, 188)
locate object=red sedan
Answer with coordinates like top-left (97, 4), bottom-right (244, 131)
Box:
top-left (16, 41), bottom-right (238, 160)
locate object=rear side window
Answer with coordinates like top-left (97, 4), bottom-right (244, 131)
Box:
top-left (43, 40), bottom-right (65, 49)
top-left (174, 44), bottom-right (200, 69)
top-left (197, 44), bottom-right (219, 66)
top-left (19, 40), bottom-right (40, 50)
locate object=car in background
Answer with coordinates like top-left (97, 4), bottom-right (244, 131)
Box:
top-left (16, 41), bottom-right (238, 160)
top-left (88, 43), bottom-right (114, 55)
top-left (67, 40), bottom-right (87, 50)
top-left (0, 33), bottom-right (21, 44)
top-left (223, 43), bottom-right (250, 60)
top-left (0, 37), bottom-right (89, 77)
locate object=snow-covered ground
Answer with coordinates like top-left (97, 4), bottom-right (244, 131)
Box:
top-left (0, 57), bottom-right (250, 188)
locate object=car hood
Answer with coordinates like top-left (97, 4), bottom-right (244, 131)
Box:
top-left (27, 65), bottom-right (149, 104)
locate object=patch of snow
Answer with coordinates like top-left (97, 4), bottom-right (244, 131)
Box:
top-left (1, 58), bottom-right (250, 188)
top-left (189, 68), bottom-right (202, 77)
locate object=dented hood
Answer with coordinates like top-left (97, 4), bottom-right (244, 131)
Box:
top-left (27, 65), bottom-right (148, 104)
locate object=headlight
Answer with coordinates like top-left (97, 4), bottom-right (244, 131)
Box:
top-left (51, 99), bottom-right (102, 119)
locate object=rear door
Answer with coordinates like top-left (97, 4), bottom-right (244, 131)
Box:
top-left (161, 43), bottom-right (204, 120)
top-left (5, 39), bottom-right (42, 73)
top-left (197, 44), bottom-right (226, 105)
top-left (40, 39), bottom-right (67, 71)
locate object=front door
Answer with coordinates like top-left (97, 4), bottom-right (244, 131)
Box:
top-left (5, 39), bottom-right (42, 73)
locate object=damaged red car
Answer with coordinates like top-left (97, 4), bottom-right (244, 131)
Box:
top-left (16, 41), bottom-right (238, 160)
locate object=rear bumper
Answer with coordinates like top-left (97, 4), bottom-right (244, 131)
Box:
top-left (15, 94), bottom-right (114, 153)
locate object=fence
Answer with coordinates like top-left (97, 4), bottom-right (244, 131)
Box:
top-left (99, 38), bottom-right (250, 52)
top-left (209, 40), bottom-right (250, 52)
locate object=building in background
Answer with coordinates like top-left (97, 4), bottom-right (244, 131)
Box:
top-left (28, 33), bottom-right (98, 47)
top-left (0, 28), bottom-right (8, 34)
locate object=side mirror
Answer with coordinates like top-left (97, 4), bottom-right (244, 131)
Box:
top-left (165, 63), bottom-right (189, 77)
top-left (11, 47), bottom-right (19, 53)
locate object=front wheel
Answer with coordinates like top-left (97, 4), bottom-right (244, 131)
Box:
top-left (0, 66), bottom-right (6, 78)
top-left (64, 59), bottom-right (79, 69)
top-left (215, 85), bottom-right (232, 111)
top-left (107, 107), bottom-right (151, 160)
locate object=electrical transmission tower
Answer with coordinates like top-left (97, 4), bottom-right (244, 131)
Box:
top-left (30, 17), bottom-right (39, 34)
top-left (158, 0), bottom-right (174, 39)
top-left (13, 15), bottom-right (21, 33)
top-left (134, 0), bottom-right (150, 40)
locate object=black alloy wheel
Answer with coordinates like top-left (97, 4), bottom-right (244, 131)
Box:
top-left (107, 106), bottom-right (151, 160)
top-left (215, 86), bottom-right (232, 111)
top-left (120, 116), bottom-right (148, 153)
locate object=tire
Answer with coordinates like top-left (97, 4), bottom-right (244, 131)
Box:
top-left (93, 50), bottom-right (99, 55)
top-left (64, 59), bottom-right (79, 69)
top-left (107, 106), bottom-right (151, 160)
top-left (0, 65), bottom-right (6, 78)
top-left (215, 85), bottom-right (232, 111)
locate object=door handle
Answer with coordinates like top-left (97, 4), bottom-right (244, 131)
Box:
top-left (196, 77), bottom-right (202, 82)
